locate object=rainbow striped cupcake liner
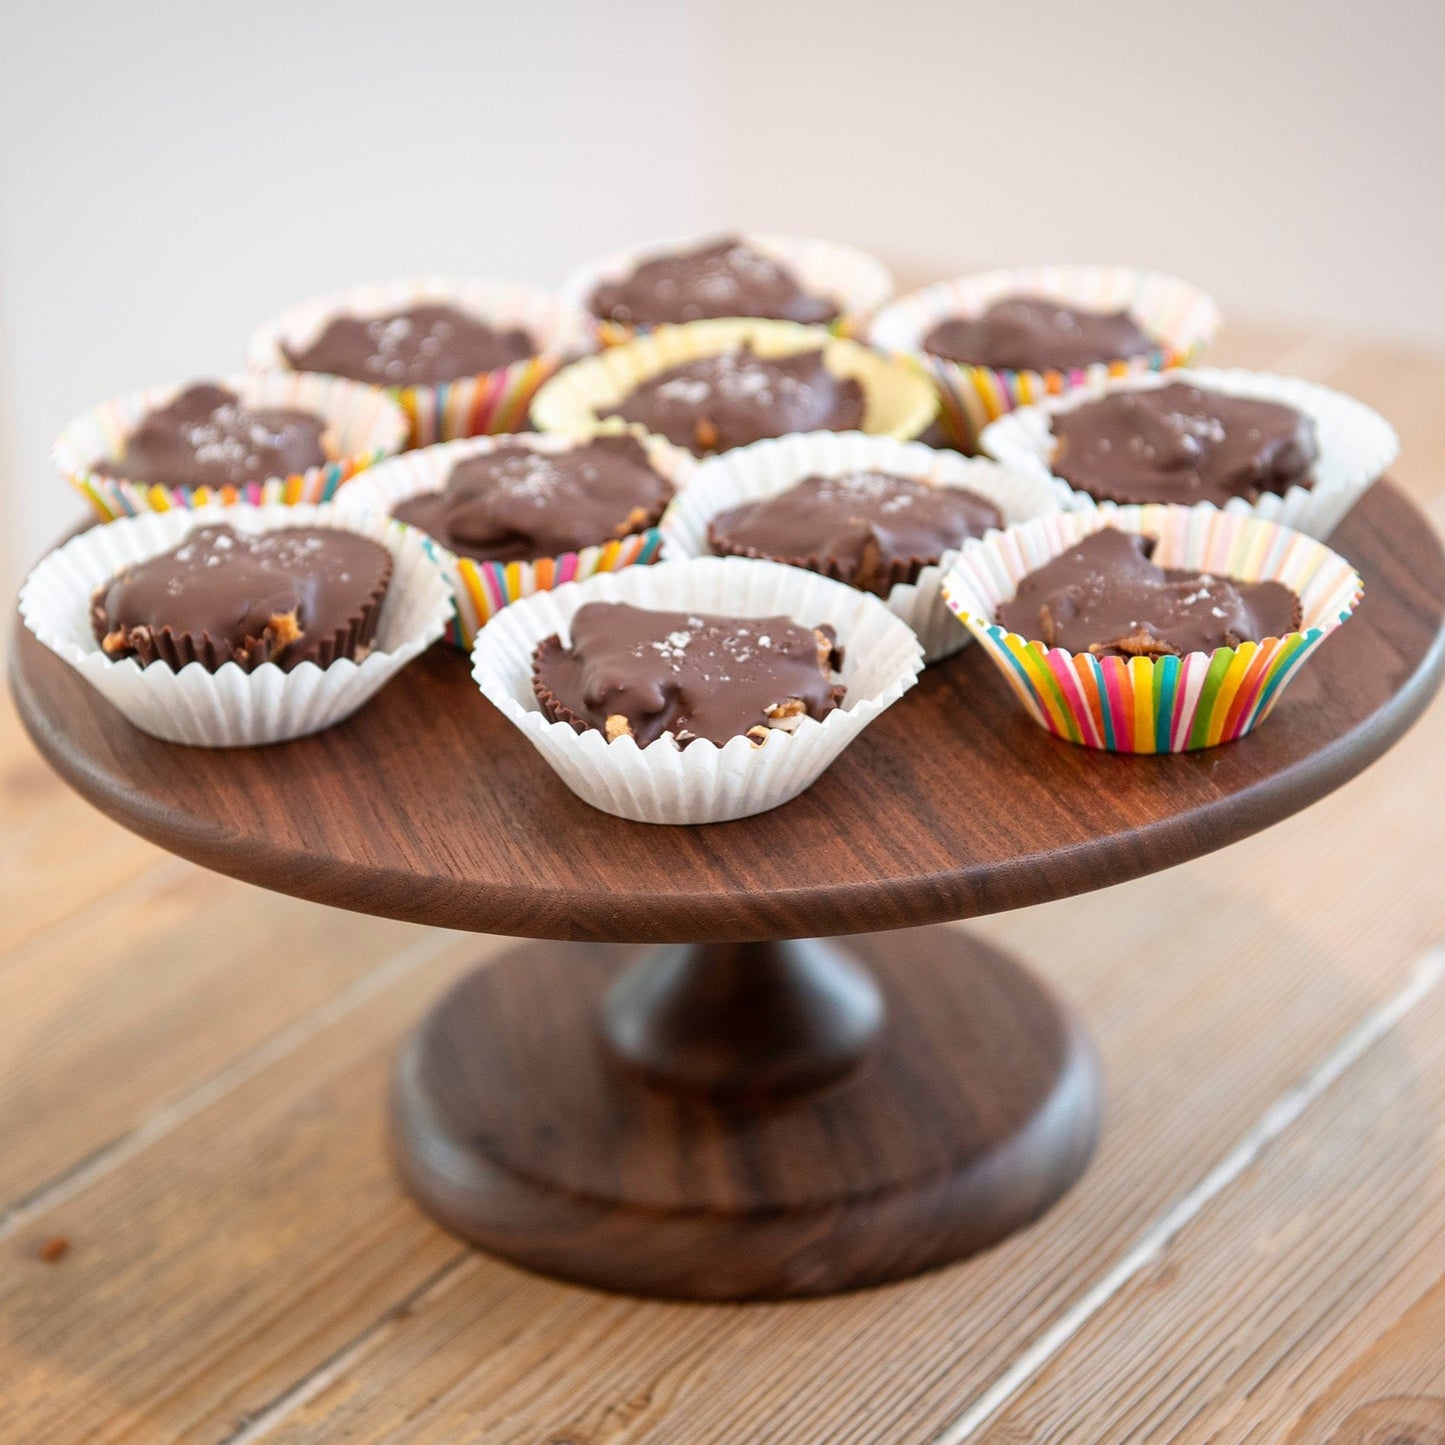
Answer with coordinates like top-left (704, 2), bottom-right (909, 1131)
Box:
top-left (246, 276), bottom-right (594, 449)
top-left (941, 505), bottom-right (1362, 753)
top-left (54, 371), bottom-right (409, 522)
top-left (980, 367), bottom-right (1400, 542)
top-left (559, 233), bottom-right (893, 347)
top-left (530, 317), bottom-right (938, 450)
top-left (332, 427), bottom-right (696, 648)
top-left (868, 265), bottom-right (1220, 452)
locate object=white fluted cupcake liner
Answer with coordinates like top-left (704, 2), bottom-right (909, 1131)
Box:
top-left (471, 555), bottom-right (924, 823)
top-left (868, 264), bottom-right (1220, 450)
top-left (940, 504), bottom-right (1362, 752)
top-left (54, 372), bottom-right (410, 521)
top-left (530, 317), bottom-right (937, 449)
top-left (246, 276), bottom-right (594, 447)
top-left (659, 430), bottom-right (1062, 663)
top-left (559, 233), bottom-right (893, 346)
top-left (979, 366), bottom-right (1399, 541)
top-left (19, 503), bottom-right (452, 747)
top-left (333, 425), bottom-right (697, 647)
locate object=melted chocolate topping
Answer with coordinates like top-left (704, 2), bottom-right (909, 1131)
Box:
top-left (532, 602), bottom-right (845, 747)
top-left (601, 344), bottom-right (865, 456)
top-left (94, 383), bottom-right (329, 490)
top-left (996, 528), bottom-right (1301, 658)
top-left (283, 303), bottom-right (536, 385)
top-left (392, 435), bottom-right (673, 563)
top-left (91, 524), bottom-right (393, 673)
top-left (708, 471), bottom-right (1003, 596)
top-left (1050, 383), bottom-right (1319, 506)
top-left (923, 296), bottom-right (1156, 371)
top-left (590, 238), bottom-right (838, 327)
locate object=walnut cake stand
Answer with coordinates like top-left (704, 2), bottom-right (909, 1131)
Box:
top-left (11, 481), bottom-right (1445, 1300)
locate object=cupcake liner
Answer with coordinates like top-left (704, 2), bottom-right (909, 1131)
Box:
top-left (19, 503), bottom-right (452, 747)
top-left (979, 366), bottom-right (1400, 541)
top-left (941, 504), bottom-right (1362, 753)
top-left (333, 425), bottom-right (697, 648)
top-left (559, 233), bottom-right (894, 345)
top-left (868, 265), bottom-right (1221, 450)
top-left (246, 276), bottom-right (595, 448)
top-left (54, 372), bottom-right (410, 522)
top-left (660, 429), bottom-right (1062, 663)
top-left (471, 555), bottom-right (924, 823)
top-left (530, 317), bottom-right (938, 450)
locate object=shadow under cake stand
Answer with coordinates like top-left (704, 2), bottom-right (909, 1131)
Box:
top-left (11, 480), bottom-right (1445, 1301)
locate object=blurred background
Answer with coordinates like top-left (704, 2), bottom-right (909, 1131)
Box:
top-left (2, 0), bottom-right (1442, 601)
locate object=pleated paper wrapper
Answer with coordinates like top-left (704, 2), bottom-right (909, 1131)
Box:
top-left (247, 276), bottom-right (594, 448)
top-left (660, 429), bottom-right (1062, 662)
top-left (529, 317), bottom-right (938, 449)
top-left (471, 555), bottom-right (924, 823)
top-left (334, 426), bottom-right (697, 647)
top-left (941, 505), bottom-right (1361, 753)
top-left (979, 366), bottom-right (1399, 541)
top-left (559, 233), bottom-right (894, 346)
top-left (868, 264), bottom-right (1220, 450)
top-left (54, 372), bottom-right (409, 521)
top-left (19, 503), bottom-right (452, 747)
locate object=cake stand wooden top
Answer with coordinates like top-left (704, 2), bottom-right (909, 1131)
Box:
top-left (11, 480), bottom-right (1444, 944)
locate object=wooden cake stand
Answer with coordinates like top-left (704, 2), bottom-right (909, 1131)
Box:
top-left (11, 480), bottom-right (1445, 1300)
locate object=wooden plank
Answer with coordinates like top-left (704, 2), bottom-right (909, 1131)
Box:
top-left (0, 933), bottom-right (490, 1444)
top-left (0, 859), bottom-right (443, 1213)
top-left (0, 690), bottom-right (171, 959)
top-left (976, 960), bottom-right (1445, 1444)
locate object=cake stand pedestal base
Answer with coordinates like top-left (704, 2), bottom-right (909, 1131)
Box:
top-left (390, 924), bottom-right (1103, 1301)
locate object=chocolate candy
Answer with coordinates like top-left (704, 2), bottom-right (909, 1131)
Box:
top-left (923, 296), bottom-right (1156, 371)
top-left (533, 602), bottom-right (845, 746)
top-left (601, 344), bottom-right (865, 456)
top-left (93, 384), bottom-right (329, 490)
top-left (283, 303), bottom-right (535, 386)
top-left (91, 524), bottom-right (393, 673)
top-left (996, 527), bottom-right (1301, 658)
top-left (590, 238), bottom-right (838, 327)
top-left (1050, 383), bottom-right (1319, 506)
top-left (708, 471), bottom-right (1003, 596)
top-left (392, 435), bottom-right (673, 563)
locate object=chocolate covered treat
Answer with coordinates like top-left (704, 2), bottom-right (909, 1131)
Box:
top-left (923, 296), bottom-right (1156, 371)
top-left (532, 602), bottom-right (845, 746)
top-left (708, 471), bottom-right (1003, 596)
top-left (1050, 383), bottom-right (1319, 506)
top-left (590, 238), bottom-right (839, 327)
top-left (92, 524), bottom-right (393, 673)
top-left (93, 384), bottom-right (330, 490)
top-left (601, 345), bottom-right (865, 456)
top-left (283, 304), bottom-right (536, 386)
top-left (392, 435), bottom-right (673, 563)
top-left (996, 527), bottom-right (1301, 658)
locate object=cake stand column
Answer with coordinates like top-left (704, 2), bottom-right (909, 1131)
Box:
top-left (390, 925), bottom-right (1104, 1300)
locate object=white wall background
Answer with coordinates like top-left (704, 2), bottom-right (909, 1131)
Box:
top-left (3, 0), bottom-right (1443, 598)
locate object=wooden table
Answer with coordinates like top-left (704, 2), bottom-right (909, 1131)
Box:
top-left (4, 320), bottom-right (1445, 1441)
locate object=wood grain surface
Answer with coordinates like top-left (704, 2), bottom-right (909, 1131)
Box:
top-left (391, 930), bottom-right (1102, 1299)
top-left (10, 480), bottom-right (1445, 944)
top-left (4, 320), bottom-right (1445, 1441)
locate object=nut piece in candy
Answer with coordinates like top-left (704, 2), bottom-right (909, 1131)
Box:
top-left (1089, 628), bottom-right (1179, 659)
